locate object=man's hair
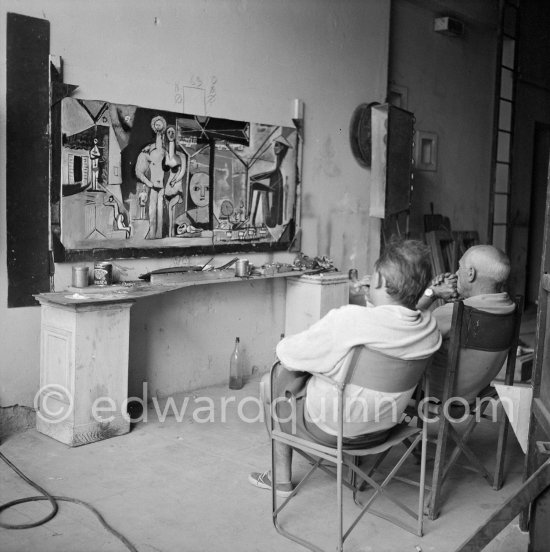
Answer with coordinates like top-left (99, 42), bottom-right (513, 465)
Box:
top-left (374, 239), bottom-right (432, 309)
top-left (465, 245), bottom-right (510, 286)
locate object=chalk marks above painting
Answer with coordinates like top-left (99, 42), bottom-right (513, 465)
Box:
top-left (51, 98), bottom-right (299, 261)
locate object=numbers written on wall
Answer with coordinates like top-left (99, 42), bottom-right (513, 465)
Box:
top-left (208, 76), bottom-right (217, 105)
top-left (174, 76), bottom-right (218, 111)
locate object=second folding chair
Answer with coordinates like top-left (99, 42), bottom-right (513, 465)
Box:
top-left (425, 296), bottom-right (524, 520)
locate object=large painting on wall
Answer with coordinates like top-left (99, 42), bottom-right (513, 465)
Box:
top-left (51, 98), bottom-right (299, 261)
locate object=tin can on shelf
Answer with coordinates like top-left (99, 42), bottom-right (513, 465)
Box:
top-left (72, 265), bottom-right (89, 288)
top-left (94, 262), bottom-right (113, 286)
top-left (235, 258), bottom-right (250, 277)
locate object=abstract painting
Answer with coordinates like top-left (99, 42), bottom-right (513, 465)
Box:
top-left (53, 98), bottom-right (299, 260)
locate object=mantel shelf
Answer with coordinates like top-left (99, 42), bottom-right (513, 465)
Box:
top-left (34, 269), bottom-right (319, 307)
top-left (34, 267), bottom-right (350, 446)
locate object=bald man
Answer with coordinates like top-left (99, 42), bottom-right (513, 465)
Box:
top-left (418, 245), bottom-right (515, 401)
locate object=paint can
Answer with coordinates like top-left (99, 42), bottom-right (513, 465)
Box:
top-left (94, 262), bottom-right (113, 286)
top-left (235, 259), bottom-right (250, 277)
top-left (72, 265), bottom-right (89, 288)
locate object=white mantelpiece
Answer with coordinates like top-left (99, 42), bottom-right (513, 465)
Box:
top-left (35, 299), bottom-right (134, 446)
top-left (284, 272), bottom-right (349, 336)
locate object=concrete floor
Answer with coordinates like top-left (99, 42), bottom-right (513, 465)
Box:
top-left (0, 308), bottom-right (536, 552)
top-left (0, 377), bottom-right (530, 552)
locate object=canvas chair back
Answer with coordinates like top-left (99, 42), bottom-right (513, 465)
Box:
top-left (342, 345), bottom-right (429, 394)
top-left (450, 305), bottom-right (518, 403)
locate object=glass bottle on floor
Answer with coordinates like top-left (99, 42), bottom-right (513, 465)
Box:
top-left (229, 337), bottom-right (244, 390)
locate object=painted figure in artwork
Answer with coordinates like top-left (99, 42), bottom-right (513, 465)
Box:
top-left (138, 185), bottom-right (149, 219)
top-left (175, 172), bottom-right (212, 236)
top-left (249, 136), bottom-right (291, 228)
top-left (103, 194), bottom-right (131, 238)
top-left (163, 125), bottom-right (188, 237)
top-left (135, 115), bottom-right (168, 239)
top-left (89, 138), bottom-right (102, 191)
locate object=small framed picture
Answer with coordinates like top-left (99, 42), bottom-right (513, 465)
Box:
top-left (414, 130), bottom-right (438, 171)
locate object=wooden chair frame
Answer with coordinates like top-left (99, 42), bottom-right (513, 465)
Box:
top-left (269, 347), bottom-right (431, 552)
top-left (427, 296), bottom-right (524, 521)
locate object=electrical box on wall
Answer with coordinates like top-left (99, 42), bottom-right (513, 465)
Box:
top-left (434, 16), bottom-right (464, 37)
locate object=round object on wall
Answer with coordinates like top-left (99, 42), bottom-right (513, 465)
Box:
top-left (219, 199), bottom-right (234, 217)
top-left (349, 101), bottom-right (380, 168)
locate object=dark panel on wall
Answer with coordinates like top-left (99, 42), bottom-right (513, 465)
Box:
top-left (386, 106), bottom-right (414, 217)
top-left (519, 0), bottom-right (550, 91)
top-left (6, 13), bottom-right (51, 307)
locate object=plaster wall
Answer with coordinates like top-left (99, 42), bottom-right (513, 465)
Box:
top-left (390, 0), bottom-right (497, 242)
top-left (0, 0), bottom-right (390, 408)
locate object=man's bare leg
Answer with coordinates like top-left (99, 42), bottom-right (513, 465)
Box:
top-left (250, 371), bottom-right (293, 493)
top-left (273, 440), bottom-right (293, 489)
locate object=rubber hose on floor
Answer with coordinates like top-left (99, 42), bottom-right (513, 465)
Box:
top-left (0, 450), bottom-right (138, 552)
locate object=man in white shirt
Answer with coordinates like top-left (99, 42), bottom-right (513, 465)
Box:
top-left (249, 239), bottom-right (442, 497)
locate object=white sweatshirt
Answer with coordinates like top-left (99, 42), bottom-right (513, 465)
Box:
top-left (276, 304), bottom-right (442, 436)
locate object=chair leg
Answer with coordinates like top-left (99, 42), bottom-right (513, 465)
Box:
top-left (271, 447), bottom-right (325, 552)
top-left (294, 449), bottom-right (357, 492)
top-left (350, 456), bottom-right (373, 503)
top-left (428, 411), bottom-right (451, 520)
top-left (494, 405), bottom-right (510, 490)
top-left (439, 416), bottom-right (483, 484)
top-left (441, 400), bottom-right (498, 487)
top-left (337, 450), bottom-right (344, 552)
top-left (352, 450), bottom-right (393, 496)
top-left (417, 405), bottom-right (428, 536)
top-left (271, 429), bottom-right (277, 530)
top-left (349, 434), bottom-right (425, 537)
top-left (448, 424), bottom-right (493, 482)
top-left (429, 403), bottom-right (502, 520)
top-left (350, 456), bottom-right (359, 501)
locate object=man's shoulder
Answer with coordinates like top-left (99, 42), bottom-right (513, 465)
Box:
top-left (327, 304), bottom-right (373, 319)
top-left (464, 293), bottom-right (515, 313)
top-left (322, 304), bottom-right (394, 326)
top-left (432, 301), bottom-right (455, 318)
top-left (330, 303), bottom-right (410, 317)
top-left (432, 302), bottom-right (454, 338)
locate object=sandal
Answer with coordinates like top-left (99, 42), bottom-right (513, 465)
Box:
top-left (248, 470), bottom-right (294, 497)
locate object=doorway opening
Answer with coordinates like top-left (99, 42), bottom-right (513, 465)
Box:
top-left (525, 124), bottom-right (550, 306)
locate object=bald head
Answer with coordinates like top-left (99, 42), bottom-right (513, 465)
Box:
top-left (457, 245), bottom-right (510, 297)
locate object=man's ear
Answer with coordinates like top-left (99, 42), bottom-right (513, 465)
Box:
top-left (372, 271), bottom-right (386, 289)
top-left (467, 266), bottom-right (476, 282)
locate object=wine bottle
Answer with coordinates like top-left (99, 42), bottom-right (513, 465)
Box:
top-left (229, 337), bottom-right (244, 390)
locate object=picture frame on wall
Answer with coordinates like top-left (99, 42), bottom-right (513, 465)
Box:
top-left (51, 98), bottom-right (300, 262)
top-left (414, 130), bottom-right (438, 172)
